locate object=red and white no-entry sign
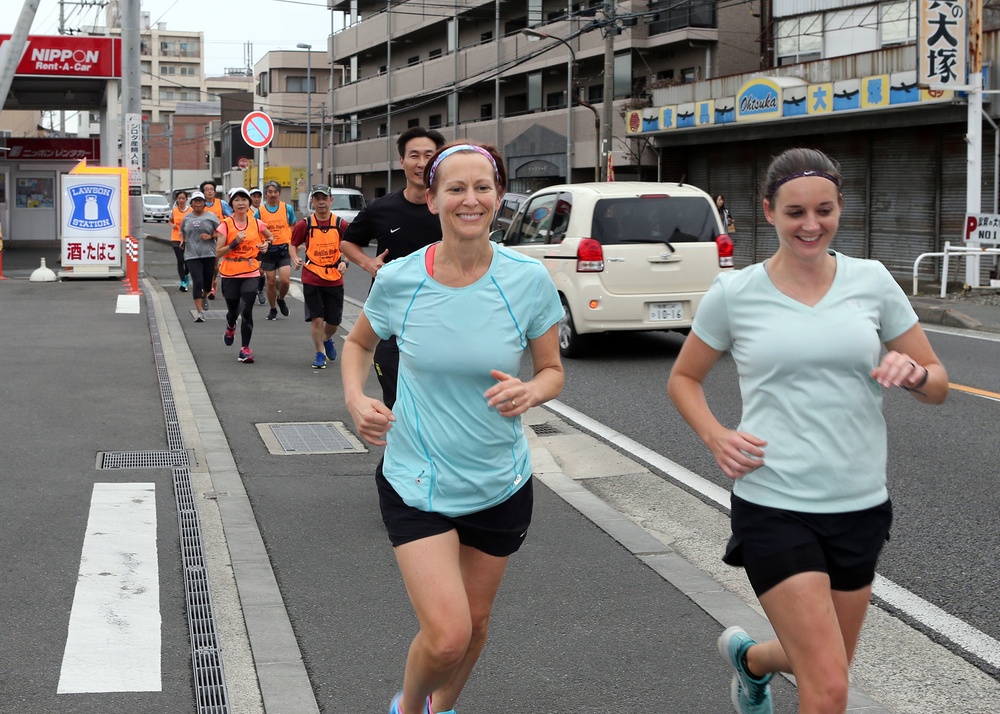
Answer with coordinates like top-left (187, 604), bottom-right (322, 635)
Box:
top-left (241, 111), bottom-right (274, 149)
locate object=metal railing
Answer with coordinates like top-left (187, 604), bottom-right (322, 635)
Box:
top-left (912, 241), bottom-right (1000, 297)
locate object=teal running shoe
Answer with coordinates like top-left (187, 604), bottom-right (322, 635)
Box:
top-left (718, 625), bottom-right (773, 714)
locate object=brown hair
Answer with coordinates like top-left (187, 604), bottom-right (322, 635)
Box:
top-left (760, 148), bottom-right (842, 202)
top-left (425, 141), bottom-right (508, 195)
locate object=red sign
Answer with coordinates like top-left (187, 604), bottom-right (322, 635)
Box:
top-left (1, 35), bottom-right (122, 78)
top-left (5, 138), bottom-right (101, 162)
top-left (241, 111), bottom-right (274, 149)
top-left (237, 157), bottom-right (250, 169)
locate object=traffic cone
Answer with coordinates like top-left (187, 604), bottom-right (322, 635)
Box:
top-left (30, 258), bottom-right (57, 282)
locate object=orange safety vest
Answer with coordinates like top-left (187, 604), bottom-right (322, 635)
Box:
top-left (204, 199), bottom-right (225, 221)
top-left (258, 201), bottom-right (293, 246)
top-left (171, 205), bottom-right (191, 243)
top-left (219, 215), bottom-right (263, 276)
top-left (303, 215), bottom-right (343, 282)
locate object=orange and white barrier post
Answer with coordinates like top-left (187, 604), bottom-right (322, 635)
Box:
top-left (124, 235), bottom-right (140, 294)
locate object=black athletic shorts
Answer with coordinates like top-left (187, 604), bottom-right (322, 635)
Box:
top-left (302, 283), bottom-right (344, 325)
top-left (376, 461), bottom-right (533, 558)
top-left (220, 275), bottom-right (259, 301)
top-left (260, 244), bottom-right (291, 271)
top-left (723, 495), bottom-right (893, 597)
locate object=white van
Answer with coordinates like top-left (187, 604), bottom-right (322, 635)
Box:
top-left (328, 187), bottom-right (366, 224)
top-left (497, 182), bottom-right (734, 356)
top-left (141, 194), bottom-right (171, 222)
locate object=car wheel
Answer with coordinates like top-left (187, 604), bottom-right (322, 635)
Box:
top-left (558, 297), bottom-right (587, 358)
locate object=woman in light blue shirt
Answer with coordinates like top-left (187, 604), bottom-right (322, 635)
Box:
top-left (669, 148), bottom-right (948, 714)
top-left (342, 142), bottom-right (563, 714)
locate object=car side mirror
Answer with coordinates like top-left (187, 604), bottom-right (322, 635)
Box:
top-left (489, 229), bottom-right (506, 243)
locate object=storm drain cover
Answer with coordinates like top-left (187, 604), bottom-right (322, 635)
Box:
top-left (188, 309), bottom-right (228, 320)
top-left (97, 449), bottom-right (193, 470)
top-left (530, 423), bottom-right (563, 436)
top-left (257, 422), bottom-right (366, 455)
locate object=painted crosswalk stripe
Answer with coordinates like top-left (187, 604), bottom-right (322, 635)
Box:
top-left (57, 482), bottom-right (161, 694)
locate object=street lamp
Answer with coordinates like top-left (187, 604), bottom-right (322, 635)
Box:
top-left (296, 43), bottom-right (312, 191)
top-left (521, 28), bottom-right (601, 182)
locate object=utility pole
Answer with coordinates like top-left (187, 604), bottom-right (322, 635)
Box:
top-left (319, 103), bottom-right (325, 184)
top-left (122, 0), bottom-right (143, 273)
top-left (168, 113), bottom-right (174, 198)
top-left (967, 0), bottom-right (984, 286)
top-left (0, 0), bottom-right (40, 124)
top-left (600, 0), bottom-right (616, 181)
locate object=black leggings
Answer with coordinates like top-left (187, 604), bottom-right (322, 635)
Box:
top-left (185, 257), bottom-right (216, 300)
top-left (172, 244), bottom-right (188, 280)
top-left (224, 290), bottom-right (256, 347)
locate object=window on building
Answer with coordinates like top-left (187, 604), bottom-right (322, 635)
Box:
top-left (681, 67), bottom-right (696, 83)
top-left (140, 61), bottom-right (151, 75)
top-left (179, 66), bottom-right (196, 76)
top-left (408, 55), bottom-right (419, 66)
top-left (286, 76), bottom-right (317, 93)
top-left (429, 48), bottom-right (442, 59)
top-left (258, 72), bottom-right (269, 96)
top-left (160, 88), bottom-right (175, 100)
top-left (614, 52), bottom-right (632, 98)
top-left (648, 0), bottom-right (715, 37)
top-left (162, 65), bottom-right (176, 75)
top-left (141, 87), bottom-right (153, 100)
top-left (481, 102), bottom-right (493, 120)
top-left (481, 31), bottom-right (493, 43)
top-left (408, 118), bottom-right (420, 128)
top-left (428, 113), bottom-right (442, 128)
top-left (377, 123), bottom-right (387, 137)
top-left (546, 91), bottom-right (565, 109)
top-left (588, 84), bottom-right (603, 103)
top-left (776, 13), bottom-right (823, 65)
top-left (657, 69), bottom-right (674, 81)
top-left (881, 0), bottom-right (916, 46)
top-left (181, 90), bottom-right (199, 101)
top-left (528, 0), bottom-right (542, 27)
top-left (505, 93), bottom-right (528, 115)
top-left (527, 71), bottom-right (542, 111)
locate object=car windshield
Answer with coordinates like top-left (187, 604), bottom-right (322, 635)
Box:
top-left (591, 196), bottom-right (716, 245)
top-left (144, 196), bottom-right (169, 207)
top-left (331, 194), bottom-right (364, 211)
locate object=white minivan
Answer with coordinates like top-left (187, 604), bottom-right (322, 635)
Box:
top-left (141, 193), bottom-right (171, 222)
top-left (496, 182), bottom-right (733, 356)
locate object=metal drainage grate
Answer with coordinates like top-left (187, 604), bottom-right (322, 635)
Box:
top-left (529, 423), bottom-right (563, 436)
top-left (257, 421), bottom-right (366, 455)
top-left (188, 309), bottom-right (229, 320)
top-left (97, 449), bottom-right (192, 470)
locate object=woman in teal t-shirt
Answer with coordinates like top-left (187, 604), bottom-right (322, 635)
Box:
top-left (342, 142), bottom-right (563, 714)
top-left (669, 148), bottom-right (949, 714)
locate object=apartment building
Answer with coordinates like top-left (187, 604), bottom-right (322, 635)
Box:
top-left (253, 49), bottom-right (333, 190)
top-left (328, 0), bottom-right (763, 197)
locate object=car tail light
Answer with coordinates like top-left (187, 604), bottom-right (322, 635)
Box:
top-left (715, 233), bottom-right (734, 268)
top-left (577, 238), bottom-right (604, 272)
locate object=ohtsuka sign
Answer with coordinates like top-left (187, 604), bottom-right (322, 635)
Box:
top-left (241, 111), bottom-right (274, 149)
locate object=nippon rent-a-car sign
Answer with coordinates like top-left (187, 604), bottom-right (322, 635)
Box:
top-left (0, 35), bottom-right (122, 78)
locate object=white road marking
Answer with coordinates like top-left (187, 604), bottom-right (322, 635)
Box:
top-left (923, 324), bottom-right (1000, 342)
top-left (544, 399), bottom-right (1000, 670)
top-left (58, 483), bottom-right (161, 694)
top-left (116, 294), bottom-right (141, 314)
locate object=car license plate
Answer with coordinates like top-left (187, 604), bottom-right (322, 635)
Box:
top-left (649, 301), bottom-right (683, 321)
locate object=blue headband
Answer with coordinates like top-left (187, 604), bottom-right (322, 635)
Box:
top-left (768, 170), bottom-right (840, 197)
top-left (427, 144), bottom-right (499, 187)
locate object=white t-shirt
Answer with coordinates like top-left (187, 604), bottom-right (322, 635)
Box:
top-left (692, 252), bottom-right (918, 513)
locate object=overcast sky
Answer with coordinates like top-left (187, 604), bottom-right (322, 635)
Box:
top-left (2, 0), bottom-right (337, 76)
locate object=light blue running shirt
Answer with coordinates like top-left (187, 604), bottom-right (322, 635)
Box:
top-left (692, 252), bottom-right (918, 513)
top-left (364, 242), bottom-right (563, 517)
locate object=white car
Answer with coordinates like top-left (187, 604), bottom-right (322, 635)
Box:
top-left (141, 194), bottom-right (171, 222)
top-left (496, 182), bottom-right (734, 357)
top-left (328, 187), bottom-right (366, 224)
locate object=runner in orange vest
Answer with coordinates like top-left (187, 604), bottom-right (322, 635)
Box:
top-left (290, 184), bottom-right (350, 369)
top-left (256, 180), bottom-right (297, 320)
top-left (215, 186), bottom-right (274, 363)
top-left (201, 180), bottom-right (232, 301)
top-left (169, 189), bottom-right (192, 292)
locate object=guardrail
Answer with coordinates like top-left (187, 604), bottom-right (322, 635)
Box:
top-left (913, 241), bottom-right (1000, 297)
